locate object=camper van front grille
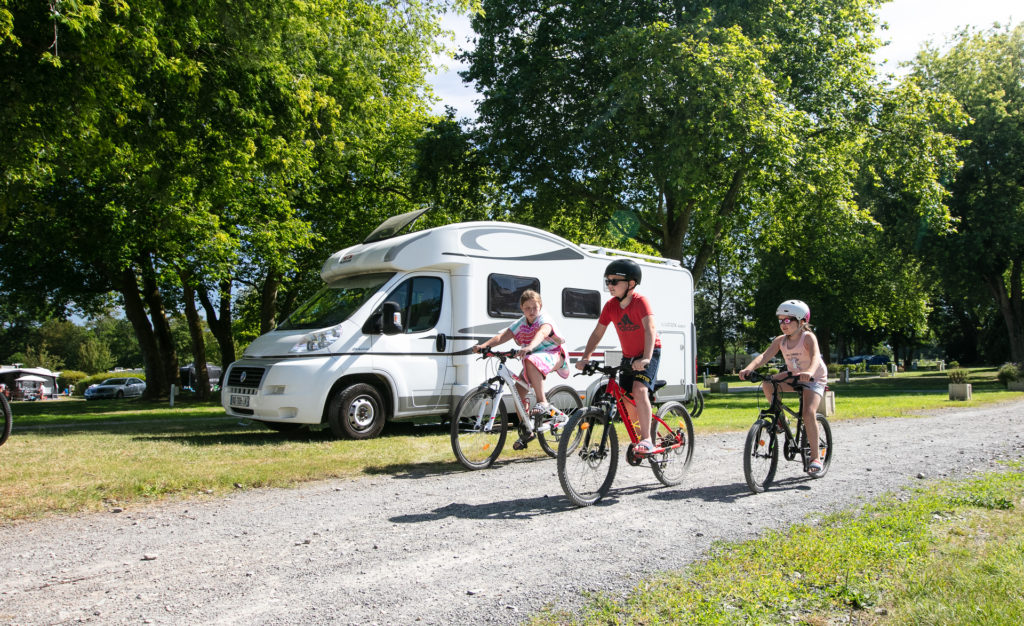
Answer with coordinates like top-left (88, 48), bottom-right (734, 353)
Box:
top-left (227, 367), bottom-right (265, 389)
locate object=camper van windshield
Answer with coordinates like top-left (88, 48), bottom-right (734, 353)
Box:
top-left (278, 273), bottom-right (395, 331)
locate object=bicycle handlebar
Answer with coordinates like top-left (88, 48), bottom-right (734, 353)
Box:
top-left (576, 359), bottom-right (636, 377)
top-left (744, 370), bottom-right (801, 386)
top-left (476, 348), bottom-right (520, 360)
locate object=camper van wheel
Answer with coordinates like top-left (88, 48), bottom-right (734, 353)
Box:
top-left (328, 383), bottom-right (385, 440)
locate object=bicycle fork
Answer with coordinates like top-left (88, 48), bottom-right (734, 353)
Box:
top-left (474, 386), bottom-right (503, 433)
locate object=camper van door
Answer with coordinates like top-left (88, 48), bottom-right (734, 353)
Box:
top-left (368, 272), bottom-right (452, 410)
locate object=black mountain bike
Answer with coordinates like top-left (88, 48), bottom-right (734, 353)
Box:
top-left (742, 371), bottom-right (832, 493)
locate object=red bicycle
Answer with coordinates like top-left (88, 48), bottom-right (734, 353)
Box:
top-left (556, 359), bottom-right (695, 506)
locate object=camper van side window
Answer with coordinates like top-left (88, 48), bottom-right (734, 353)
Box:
top-left (380, 276), bottom-right (444, 333)
top-left (562, 288), bottom-right (601, 318)
top-left (488, 274), bottom-right (540, 318)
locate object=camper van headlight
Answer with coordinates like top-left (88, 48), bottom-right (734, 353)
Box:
top-left (289, 325), bottom-right (343, 353)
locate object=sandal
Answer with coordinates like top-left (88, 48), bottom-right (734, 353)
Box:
top-left (635, 439), bottom-right (656, 455)
top-left (807, 459), bottom-right (824, 474)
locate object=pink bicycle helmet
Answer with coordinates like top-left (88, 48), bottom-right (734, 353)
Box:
top-left (776, 299), bottom-right (810, 322)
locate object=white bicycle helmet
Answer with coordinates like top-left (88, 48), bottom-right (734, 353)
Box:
top-left (776, 299), bottom-right (810, 322)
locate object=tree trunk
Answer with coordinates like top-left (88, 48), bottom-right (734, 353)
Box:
top-left (260, 269), bottom-right (281, 335)
top-left (817, 325), bottom-right (831, 365)
top-left (140, 257), bottom-right (179, 393)
top-left (688, 166), bottom-right (747, 286)
top-left (180, 271), bottom-right (210, 401)
top-left (119, 267), bottom-right (166, 399)
top-left (986, 261), bottom-right (1024, 363)
top-left (199, 279), bottom-right (236, 371)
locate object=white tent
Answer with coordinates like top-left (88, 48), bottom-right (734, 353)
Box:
top-left (16, 374), bottom-right (47, 383)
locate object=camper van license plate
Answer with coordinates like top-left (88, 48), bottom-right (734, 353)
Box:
top-left (230, 394), bottom-right (250, 408)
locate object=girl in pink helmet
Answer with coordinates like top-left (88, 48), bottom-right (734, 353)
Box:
top-left (739, 299), bottom-right (827, 474)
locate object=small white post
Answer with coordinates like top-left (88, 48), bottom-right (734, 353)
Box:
top-left (169, 384), bottom-right (176, 407)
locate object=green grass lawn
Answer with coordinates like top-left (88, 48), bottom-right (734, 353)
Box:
top-left (532, 463), bottom-right (1024, 625)
top-left (1, 366), bottom-right (1020, 523)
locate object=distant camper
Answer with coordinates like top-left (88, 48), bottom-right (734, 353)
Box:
top-left (222, 210), bottom-right (697, 439)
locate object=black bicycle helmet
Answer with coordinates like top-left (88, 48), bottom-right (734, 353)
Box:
top-left (605, 258), bottom-right (642, 285)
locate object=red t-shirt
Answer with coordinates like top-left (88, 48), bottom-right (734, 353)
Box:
top-left (598, 294), bottom-right (661, 358)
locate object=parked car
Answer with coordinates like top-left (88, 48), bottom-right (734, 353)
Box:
top-left (840, 355), bottom-right (869, 365)
top-left (866, 354), bottom-right (891, 366)
top-left (84, 377), bottom-right (146, 400)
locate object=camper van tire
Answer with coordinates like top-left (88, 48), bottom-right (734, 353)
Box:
top-left (327, 383), bottom-right (386, 440)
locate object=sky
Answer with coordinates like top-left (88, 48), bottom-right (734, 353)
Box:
top-left (428, 0), bottom-right (1019, 119)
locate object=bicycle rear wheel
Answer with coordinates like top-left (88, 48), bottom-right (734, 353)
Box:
top-left (688, 389), bottom-right (704, 418)
top-left (649, 401), bottom-right (694, 487)
top-left (743, 420), bottom-right (779, 493)
top-left (806, 413), bottom-right (833, 479)
top-left (450, 387), bottom-right (508, 470)
top-left (557, 408), bottom-right (618, 507)
top-left (0, 393), bottom-right (10, 446)
top-left (537, 385), bottom-right (583, 457)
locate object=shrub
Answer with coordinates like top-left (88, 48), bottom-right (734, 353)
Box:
top-left (947, 369), bottom-right (970, 384)
top-left (996, 362), bottom-right (1023, 387)
top-left (57, 370), bottom-right (89, 394)
top-left (948, 360), bottom-right (960, 369)
top-left (868, 364), bottom-right (886, 375)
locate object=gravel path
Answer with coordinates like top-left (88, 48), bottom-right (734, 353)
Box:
top-left (2, 400), bottom-right (1023, 625)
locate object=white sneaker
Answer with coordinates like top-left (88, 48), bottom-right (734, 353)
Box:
top-left (535, 402), bottom-right (560, 433)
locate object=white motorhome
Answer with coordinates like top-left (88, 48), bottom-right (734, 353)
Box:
top-left (222, 210), bottom-right (697, 438)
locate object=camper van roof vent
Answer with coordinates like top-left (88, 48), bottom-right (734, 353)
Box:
top-left (578, 244), bottom-right (682, 268)
top-left (363, 208), bottom-right (430, 244)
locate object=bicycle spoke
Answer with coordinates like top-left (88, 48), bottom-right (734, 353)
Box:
top-left (557, 409), bottom-right (618, 507)
top-left (743, 421), bottom-right (778, 493)
top-left (649, 402), bottom-right (694, 487)
top-left (537, 385), bottom-right (583, 458)
top-left (450, 388), bottom-right (507, 470)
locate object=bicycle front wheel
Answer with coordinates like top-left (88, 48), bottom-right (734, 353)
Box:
top-left (537, 385), bottom-right (583, 458)
top-left (0, 393), bottom-right (10, 446)
top-left (743, 420), bottom-right (779, 493)
top-left (649, 402), bottom-right (694, 487)
top-left (450, 387), bottom-right (508, 470)
top-left (807, 413), bottom-right (833, 479)
top-left (557, 408), bottom-right (618, 507)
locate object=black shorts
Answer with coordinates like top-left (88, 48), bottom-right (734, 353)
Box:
top-left (619, 348), bottom-right (661, 393)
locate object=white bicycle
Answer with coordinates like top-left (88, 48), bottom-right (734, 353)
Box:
top-left (450, 349), bottom-right (583, 470)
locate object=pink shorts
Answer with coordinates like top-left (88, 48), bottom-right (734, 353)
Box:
top-left (521, 348), bottom-right (570, 380)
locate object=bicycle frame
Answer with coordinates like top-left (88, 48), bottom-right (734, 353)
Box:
top-left (758, 374), bottom-right (810, 460)
top-left (473, 351), bottom-right (535, 430)
top-left (593, 363), bottom-right (676, 454)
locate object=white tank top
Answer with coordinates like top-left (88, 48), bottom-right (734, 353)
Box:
top-left (780, 332), bottom-right (827, 384)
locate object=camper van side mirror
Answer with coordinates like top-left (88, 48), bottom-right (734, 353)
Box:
top-left (382, 301), bottom-right (404, 335)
